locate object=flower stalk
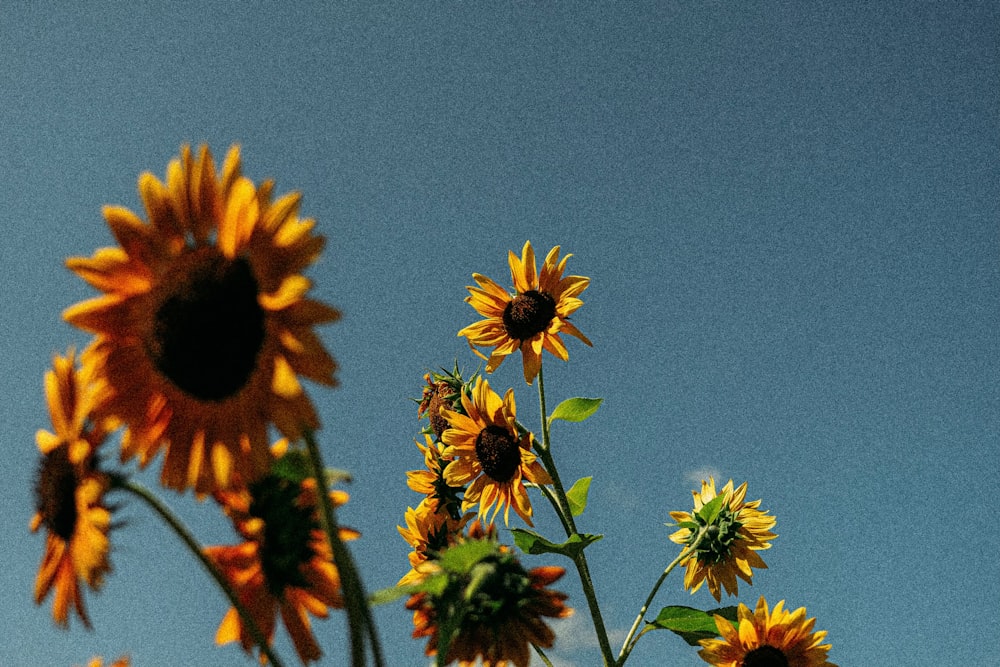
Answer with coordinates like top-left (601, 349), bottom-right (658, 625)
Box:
top-left (535, 364), bottom-right (615, 667)
top-left (303, 430), bottom-right (384, 667)
top-left (616, 527), bottom-right (709, 665)
top-left (111, 477), bottom-right (284, 667)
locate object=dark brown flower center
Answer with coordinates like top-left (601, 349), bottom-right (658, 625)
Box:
top-left (35, 446), bottom-right (78, 541)
top-left (742, 645), bottom-right (789, 667)
top-left (502, 290), bottom-right (556, 341)
top-left (148, 248), bottom-right (266, 402)
top-left (249, 476), bottom-right (318, 595)
top-left (427, 384), bottom-right (453, 439)
top-left (474, 425), bottom-right (521, 483)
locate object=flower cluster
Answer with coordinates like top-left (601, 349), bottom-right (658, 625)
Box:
top-left (31, 145), bottom-right (349, 665)
top-left (30, 147), bottom-right (838, 667)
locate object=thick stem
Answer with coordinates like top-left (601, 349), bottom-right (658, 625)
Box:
top-left (112, 477), bottom-right (285, 667)
top-left (533, 643), bottom-right (556, 667)
top-left (615, 529), bottom-right (708, 666)
top-left (535, 365), bottom-right (615, 667)
top-left (303, 430), bottom-right (384, 667)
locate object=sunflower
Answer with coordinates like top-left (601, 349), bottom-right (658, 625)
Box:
top-left (698, 596), bottom-right (837, 667)
top-left (81, 658), bottom-right (130, 667)
top-left (64, 144), bottom-right (339, 493)
top-left (669, 478), bottom-right (777, 602)
top-left (407, 534), bottom-right (572, 667)
top-left (31, 351), bottom-right (114, 629)
top-left (439, 377), bottom-right (550, 526)
top-left (406, 434), bottom-right (464, 519)
top-left (458, 241), bottom-right (591, 384)
top-left (205, 455), bottom-right (357, 665)
top-left (397, 501), bottom-right (471, 586)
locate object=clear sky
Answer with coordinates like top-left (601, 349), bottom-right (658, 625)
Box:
top-left (2, 3), bottom-right (997, 666)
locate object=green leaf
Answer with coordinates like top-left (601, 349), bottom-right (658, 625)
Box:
top-left (438, 539), bottom-right (498, 574)
top-left (565, 477), bottom-right (593, 517)
top-left (368, 584), bottom-right (417, 606)
top-left (511, 529), bottom-right (603, 559)
top-left (696, 494), bottom-right (727, 525)
top-left (549, 397), bottom-right (603, 424)
top-left (647, 605), bottom-right (738, 646)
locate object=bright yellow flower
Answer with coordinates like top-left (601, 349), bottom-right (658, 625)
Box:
top-left (698, 596), bottom-right (837, 667)
top-left (31, 351), bottom-right (113, 629)
top-left (206, 460), bottom-right (357, 665)
top-left (63, 144), bottom-right (339, 493)
top-left (82, 657), bottom-right (130, 667)
top-left (440, 377), bottom-right (551, 525)
top-left (458, 241), bottom-right (591, 384)
top-left (397, 500), bottom-right (471, 586)
top-left (669, 478), bottom-right (776, 602)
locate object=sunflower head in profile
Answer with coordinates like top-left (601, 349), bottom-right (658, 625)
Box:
top-left (439, 376), bottom-right (551, 526)
top-left (698, 596), bottom-right (837, 667)
top-left (64, 144), bottom-right (339, 493)
top-left (458, 240), bottom-right (591, 385)
top-left (396, 500), bottom-right (471, 587)
top-left (406, 434), bottom-right (465, 520)
top-left (406, 528), bottom-right (572, 667)
top-left (205, 444), bottom-right (357, 665)
top-left (669, 478), bottom-right (777, 602)
top-left (31, 351), bottom-right (114, 629)
top-left (417, 365), bottom-right (477, 440)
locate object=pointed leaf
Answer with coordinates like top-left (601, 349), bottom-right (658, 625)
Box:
top-left (511, 528), bottom-right (603, 559)
top-left (566, 476), bottom-right (593, 517)
top-left (647, 605), bottom-right (739, 646)
top-left (439, 539), bottom-right (498, 574)
top-left (696, 494), bottom-right (727, 525)
top-left (549, 397), bottom-right (603, 424)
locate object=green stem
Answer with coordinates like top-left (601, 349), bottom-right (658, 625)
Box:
top-left (112, 477), bottom-right (285, 667)
top-left (615, 529), bottom-right (708, 666)
top-left (535, 365), bottom-right (615, 667)
top-left (533, 643), bottom-right (555, 667)
top-left (303, 430), bottom-right (384, 667)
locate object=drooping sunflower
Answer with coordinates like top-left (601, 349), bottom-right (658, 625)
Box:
top-left (407, 533), bottom-right (572, 667)
top-left (64, 144), bottom-right (339, 493)
top-left (669, 478), bottom-right (777, 602)
top-left (458, 241), bottom-right (591, 384)
top-left (205, 452), bottom-right (357, 665)
top-left (698, 596), bottom-right (837, 667)
top-left (440, 377), bottom-right (551, 526)
top-left (31, 351), bottom-right (114, 629)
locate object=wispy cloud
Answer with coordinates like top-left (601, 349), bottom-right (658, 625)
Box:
top-left (684, 465), bottom-right (722, 485)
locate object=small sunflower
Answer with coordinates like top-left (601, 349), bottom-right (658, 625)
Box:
top-left (407, 535), bottom-right (572, 667)
top-left (458, 240), bottom-right (591, 384)
top-left (698, 596), bottom-right (837, 667)
top-left (669, 478), bottom-right (776, 602)
top-left (406, 434), bottom-right (464, 519)
top-left (440, 377), bottom-right (551, 526)
top-left (397, 501), bottom-right (471, 586)
top-left (205, 452), bottom-right (357, 665)
top-left (64, 144), bottom-right (339, 493)
top-left (31, 351), bottom-right (113, 629)
top-left (82, 658), bottom-right (130, 667)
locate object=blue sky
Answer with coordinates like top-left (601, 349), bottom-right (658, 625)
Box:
top-left (2, 3), bottom-right (997, 665)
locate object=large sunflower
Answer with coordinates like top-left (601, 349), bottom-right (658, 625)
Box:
top-left (439, 377), bottom-right (551, 526)
top-left (31, 351), bottom-right (114, 629)
top-left (698, 596), bottom-right (837, 667)
top-left (205, 453), bottom-right (357, 665)
top-left (64, 144), bottom-right (339, 493)
top-left (669, 479), bottom-right (777, 602)
top-left (458, 241), bottom-right (591, 384)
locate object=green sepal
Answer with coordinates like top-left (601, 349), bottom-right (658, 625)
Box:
top-left (511, 528), bottom-right (603, 559)
top-left (548, 397), bottom-right (603, 425)
top-left (647, 605), bottom-right (739, 646)
top-left (565, 476), bottom-right (593, 517)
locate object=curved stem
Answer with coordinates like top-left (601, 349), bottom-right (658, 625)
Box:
top-left (615, 529), bottom-right (707, 666)
top-left (303, 430), bottom-right (384, 667)
top-left (112, 477), bottom-right (285, 667)
top-left (535, 365), bottom-right (615, 667)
